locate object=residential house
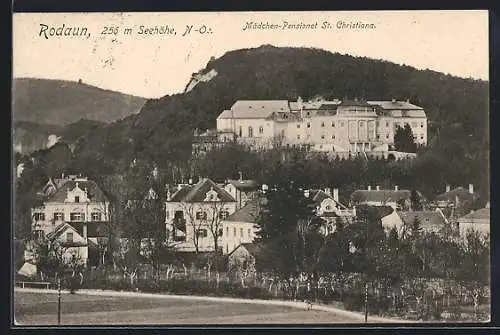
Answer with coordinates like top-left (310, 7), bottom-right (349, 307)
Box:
top-left (223, 175), bottom-right (259, 210)
top-left (227, 242), bottom-right (266, 272)
top-left (221, 198), bottom-right (261, 254)
top-left (304, 188), bottom-right (356, 234)
top-left (350, 185), bottom-right (423, 210)
top-left (381, 209), bottom-right (449, 237)
top-left (24, 222), bottom-right (94, 266)
top-left (30, 174), bottom-right (110, 266)
top-left (456, 204), bottom-right (490, 237)
top-left (165, 178), bottom-right (237, 253)
top-left (430, 184), bottom-right (479, 220)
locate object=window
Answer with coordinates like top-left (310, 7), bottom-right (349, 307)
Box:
top-left (386, 134), bottom-right (389, 139)
top-left (297, 135), bottom-right (301, 140)
top-left (233, 227), bottom-right (237, 236)
top-left (33, 230), bottom-right (44, 239)
top-left (420, 135), bottom-right (424, 140)
top-left (306, 112), bottom-right (310, 116)
top-left (75, 196), bottom-right (80, 203)
top-left (377, 135), bottom-right (380, 139)
top-left (196, 229), bottom-right (208, 238)
top-left (196, 211), bottom-right (207, 220)
top-left (321, 134), bottom-right (325, 139)
top-left (66, 232), bottom-right (74, 243)
top-left (238, 126), bottom-right (242, 137)
top-left (297, 124), bottom-right (301, 128)
top-left (34, 213), bottom-right (45, 221)
top-left (321, 122), bottom-right (325, 127)
top-left (332, 135), bottom-right (336, 139)
top-left (386, 122), bottom-right (389, 127)
top-left (70, 212), bottom-right (85, 221)
top-left (319, 145), bottom-right (323, 149)
top-left (226, 227), bottom-right (229, 236)
top-left (307, 123), bottom-right (311, 128)
top-left (91, 212), bottom-right (102, 221)
top-left (240, 228), bottom-right (244, 237)
top-left (325, 205), bottom-right (331, 211)
top-left (53, 212), bottom-right (64, 221)
top-left (219, 211), bottom-right (229, 219)
top-left (218, 228), bottom-right (223, 237)
top-left (421, 122), bottom-right (424, 128)
top-left (259, 126), bottom-right (264, 134)
top-left (360, 121), bottom-right (364, 127)
top-left (332, 122), bottom-right (335, 127)
top-left (340, 122), bottom-right (345, 127)
top-left (248, 126), bottom-right (253, 138)
top-left (248, 228), bottom-right (251, 236)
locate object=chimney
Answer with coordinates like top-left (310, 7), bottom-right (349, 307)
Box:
top-left (166, 187), bottom-right (171, 201)
top-left (392, 98), bottom-right (396, 103)
top-left (304, 190), bottom-right (310, 198)
top-left (61, 172), bottom-right (65, 179)
top-left (406, 98), bottom-right (410, 103)
top-left (354, 97), bottom-right (358, 102)
top-left (446, 185), bottom-right (451, 193)
top-left (324, 188), bottom-right (331, 196)
top-left (188, 178), bottom-right (193, 185)
top-left (198, 176), bottom-right (202, 183)
top-left (333, 188), bottom-right (339, 202)
top-left (262, 184), bottom-right (269, 193)
top-left (486, 201), bottom-right (490, 209)
top-left (368, 185), bottom-right (372, 191)
top-left (376, 185), bottom-right (380, 191)
top-left (239, 171), bottom-right (243, 181)
top-left (468, 184), bottom-right (474, 194)
top-left (395, 185), bottom-right (399, 191)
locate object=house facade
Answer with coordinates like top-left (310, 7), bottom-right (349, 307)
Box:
top-left (223, 177), bottom-right (259, 210)
top-left (350, 185), bottom-right (418, 209)
top-left (31, 175), bottom-right (110, 242)
top-left (381, 209), bottom-right (449, 237)
top-left (216, 97), bottom-right (427, 153)
top-left (457, 205), bottom-right (490, 237)
top-left (429, 184), bottom-right (479, 220)
top-left (165, 178), bottom-right (238, 253)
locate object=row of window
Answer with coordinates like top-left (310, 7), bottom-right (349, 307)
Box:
top-left (238, 126), bottom-right (264, 138)
top-left (295, 121), bottom-right (425, 129)
top-left (195, 210), bottom-right (230, 220)
top-left (196, 227), bottom-right (252, 238)
top-left (32, 230), bottom-right (75, 243)
top-left (33, 212), bottom-right (102, 222)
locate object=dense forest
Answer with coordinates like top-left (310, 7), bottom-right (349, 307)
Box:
top-left (14, 45), bottom-right (490, 237)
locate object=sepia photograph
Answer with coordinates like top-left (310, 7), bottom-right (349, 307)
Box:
top-left (12, 10), bottom-right (490, 326)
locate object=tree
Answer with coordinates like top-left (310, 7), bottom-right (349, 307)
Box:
top-left (255, 181), bottom-right (323, 277)
top-left (394, 124), bottom-right (417, 153)
top-left (410, 189), bottom-right (423, 211)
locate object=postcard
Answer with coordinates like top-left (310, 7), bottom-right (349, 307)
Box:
top-left (12, 10), bottom-right (490, 326)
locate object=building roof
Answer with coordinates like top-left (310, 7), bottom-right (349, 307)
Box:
top-left (397, 210), bottom-right (448, 229)
top-left (227, 179), bottom-right (259, 191)
top-left (338, 99), bottom-right (374, 108)
top-left (351, 189), bottom-right (412, 204)
top-left (169, 178), bottom-right (236, 203)
top-left (434, 187), bottom-right (477, 203)
top-left (367, 101), bottom-right (424, 111)
top-left (225, 198), bottom-right (262, 223)
top-left (458, 208), bottom-right (490, 222)
top-left (218, 100), bottom-right (290, 119)
top-left (46, 179), bottom-right (107, 203)
top-left (228, 242), bottom-right (266, 258)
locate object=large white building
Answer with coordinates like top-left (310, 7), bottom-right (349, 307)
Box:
top-left (216, 97), bottom-right (427, 153)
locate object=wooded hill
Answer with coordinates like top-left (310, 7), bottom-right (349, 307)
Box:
top-left (16, 45), bottom-right (490, 202)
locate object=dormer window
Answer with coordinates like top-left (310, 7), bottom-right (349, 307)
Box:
top-left (75, 196), bottom-right (80, 203)
top-left (66, 232), bottom-right (74, 243)
top-left (321, 122), bottom-right (325, 127)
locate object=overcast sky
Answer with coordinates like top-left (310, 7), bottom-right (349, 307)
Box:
top-left (13, 10), bottom-right (488, 99)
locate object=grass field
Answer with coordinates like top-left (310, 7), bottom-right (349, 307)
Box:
top-left (14, 291), bottom-right (368, 325)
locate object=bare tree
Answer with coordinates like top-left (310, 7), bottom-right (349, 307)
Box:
top-left (181, 202), bottom-right (205, 254)
top-left (205, 200), bottom-right (229, 253)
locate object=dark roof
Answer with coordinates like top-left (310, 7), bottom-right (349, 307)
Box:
top-left (227, 179), bottom-right (259, 191)
top-left (69, 222), bottom-right (110, 238)
top-left (309, 190), bottom-right (331, 204)
top-left (434, 187), bottom-right (478, 203)
top-left (225, 198), bottom-right (262, 223)
top-left (169, 178), bottom-right (236, 203)
top-left (398, 211), bottom-right (447, 229)
top-left (458, 208), bottom-right (490, 222)
top-left (229, 242), bottom-right (266, 258)
top-left (42, 178), bottom-right (107, 203)
top-left (338, 100), bottom-right (374, 108)
top-left (351, 190), bottom-right (412, 203)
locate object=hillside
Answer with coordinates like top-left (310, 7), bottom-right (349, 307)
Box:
top-left (12, 78), bottom-right (147, 126)
top-left (13, 119), bottom-right (106, 155)
top-left (23, 45), bottom-right (490, 199)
